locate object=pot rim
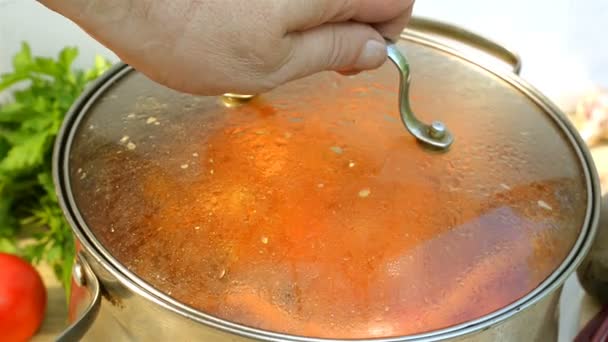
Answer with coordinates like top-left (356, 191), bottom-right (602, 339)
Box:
top-left (53, 20), bottom-right (601, 342)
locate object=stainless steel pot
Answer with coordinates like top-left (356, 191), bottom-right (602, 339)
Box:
top-left (53, 17), bottom-right (602, 341)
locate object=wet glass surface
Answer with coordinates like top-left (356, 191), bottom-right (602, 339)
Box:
top-left (67, 41), bottom-right (589, 338)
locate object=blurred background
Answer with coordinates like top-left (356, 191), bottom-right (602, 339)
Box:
top-left (1, 0), bottom-right (607, 341)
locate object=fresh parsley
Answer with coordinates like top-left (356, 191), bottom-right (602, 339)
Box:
top-left (0, 43), bottom-right (112, 300)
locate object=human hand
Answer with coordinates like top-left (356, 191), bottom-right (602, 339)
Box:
top-left (39, 0), bottom-right (414, 96)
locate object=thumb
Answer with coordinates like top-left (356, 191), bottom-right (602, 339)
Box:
top-left (276, 22), bottom-right (387, 83)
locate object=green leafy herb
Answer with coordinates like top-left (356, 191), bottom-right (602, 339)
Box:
top-left (0, 43), bottom-right (112, 300)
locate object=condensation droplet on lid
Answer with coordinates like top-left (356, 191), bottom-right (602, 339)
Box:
top-left (538, 200), bottom-right (553, 211)
top-left (500, 183), bottom-right (511, 190)
top-left (193, 153), bottom-right (199, 157)
top-left (80, 172), bottom-right (87, 180)
top-left (127, 113), bottom-right (136, 119)
top-left (146, 117), bottom-right (158, 124)
top-left (154, 121), bottom-right (160, 126)
top-left (181, 164), bottom-right (189, 169)
top-left (359, 188), bottom-right (371, 198)
top-left (348, 161), bottom-right (356, 168)
top-left (77, 168), bottom-right (83, 174)
top-left (126, 142), bottom-right (136, 150)
top-left (261, 236), bottom-right (269, 244)
top-left (330, 146), bottom-right (344, 155)
top-left (210, 169), bottom-right (215, 175)
top-left (120, 136), bottom-right (130, 143)
top-left (195, 226), bottom-right (201, 230)
top-left (317, 183), bottom-right (325, 188)
top-left (219, 269), bottom-right (226, 279)
top-left (88, 125), bottom-right (95, 130)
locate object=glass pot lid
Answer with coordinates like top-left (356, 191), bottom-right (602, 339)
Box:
top-left (64, 38), bottom-right (591, 339)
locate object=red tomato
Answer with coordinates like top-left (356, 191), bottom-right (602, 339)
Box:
top-left (0, 253), bottom-right (47, 342)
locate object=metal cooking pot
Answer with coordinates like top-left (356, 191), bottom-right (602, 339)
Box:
top-left (53, 17), bottom-right (602, 341)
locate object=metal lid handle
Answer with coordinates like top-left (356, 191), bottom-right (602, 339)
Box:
top-left (386, 41), bottom-right (454, 150)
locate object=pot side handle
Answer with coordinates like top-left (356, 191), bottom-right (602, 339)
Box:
top-left (55, 252), bottom-right (102, 342)
top-left (406, 17), bottom-right (522, 75)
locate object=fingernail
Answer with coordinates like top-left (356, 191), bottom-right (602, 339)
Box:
top-left (354, 40), bottom-right (387, 70)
